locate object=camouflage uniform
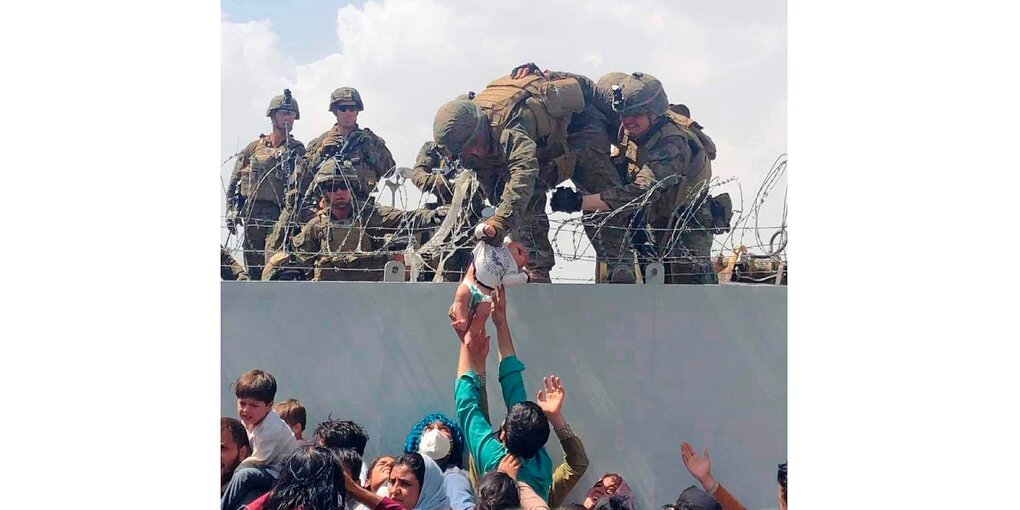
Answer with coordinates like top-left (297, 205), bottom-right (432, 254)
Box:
top-left (408, 141), bottom-right (487, 281)
top-left (220, 245), bottom-right (250, 281)
top-left (433, 73), bottom-right (609, 282)
top-left (226, 91), bottom-right (304, 279)
top-left (283, 165), bottom-right (446, 281)
top-left (600, 73), bottom-right (717, 284)
top-left (264, 87), bottom-right (397, 275)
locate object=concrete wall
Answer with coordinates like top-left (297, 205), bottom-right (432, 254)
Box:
top-left (222, 282), bottom-right (786, 510)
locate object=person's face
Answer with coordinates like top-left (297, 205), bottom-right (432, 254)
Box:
top-left (621, 113), bottom-right (652, 137)
top-left (601, 475), bottom-right (622, 496)
top-left (388, 464), bottom-right (421, 510)
top-left (425, 421), bottom-right (453, 442)
top-left (237, 398), bottom-right (272, 428)
top-left (778, 485), bottom-right (787, 510)
top-left (333, 104), bottom-right (359, 130)
top-left (457, 131), bottom-right (489, 169)
top-left (272, 110), bottom-right (297, 132)
top-left (368, 456), bottom-right (396, 492)
top-left (220, 429), bottom-right (248, 487)
top-left (507, 241), bottom-right (529, 268)
top-left (324, 188), bottom-right (353, 218)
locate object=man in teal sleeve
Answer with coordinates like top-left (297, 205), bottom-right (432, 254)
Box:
top-left (454, 288), bottom-right (553, 502)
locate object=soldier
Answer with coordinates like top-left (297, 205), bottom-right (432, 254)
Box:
top-left (267, 158), bottom-right (447, 281)
top-left (226, 90), bottom-right (305, 280)
top-left (432, 70), bottom-right (617, 282)
top-left (551, 73), bottom-right (718, 284)
top-left (264, 87), bottom-right (398, 277)
top-left (407, 140), bottom-right (488, 281)
top-left (669, 104), bottom-right (717, 163)
top-left (298, 87), bottom-right (396, 222)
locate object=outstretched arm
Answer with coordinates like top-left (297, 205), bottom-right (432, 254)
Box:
top-left (680, 441), bottom-right (746, 510)
top-left (539, 376), bottom-right (589, 507)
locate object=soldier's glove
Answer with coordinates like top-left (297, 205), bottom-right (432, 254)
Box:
top-left (510, 62), bottom-right (543, 79)
top-left (482, 216), bottom-right (507, 247)
top-left (550, 187), bottom-right (584, 213)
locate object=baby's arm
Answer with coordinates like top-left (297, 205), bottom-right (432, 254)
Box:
top-left (502, 271), bottom-right (529, 287)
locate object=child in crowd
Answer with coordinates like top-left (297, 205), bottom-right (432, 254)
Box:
top-left (273, 398), bottom-right (308, 445)
top-left (450, 223), bottom-right (530, 342)
top-left (235, 369), bottom-right (299, 477)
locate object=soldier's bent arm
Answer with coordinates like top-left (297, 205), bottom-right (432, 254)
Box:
top-left (599, 138), bottom-right (690, 214)
top-left (546, 70), bottom-right (616, 122)
top-left (410, 142), bottom-right (454, 203)
top-left (496, 113), bottom-right (541, 232)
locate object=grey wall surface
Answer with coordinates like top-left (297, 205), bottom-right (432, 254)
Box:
top-left (222, 282), bottom-right (786, 510)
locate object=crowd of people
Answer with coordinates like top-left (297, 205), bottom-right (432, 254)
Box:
top-left (221, 288), bottom-right (786, 510)
top-left (221, 63), bottom-right (734, 284)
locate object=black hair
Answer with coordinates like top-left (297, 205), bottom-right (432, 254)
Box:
top-left (221, 417), bottom-right (250, 451)
top-left (476, 471), bottom-right (520, 510)
top-left (594, 494), bottom-right (631, 510)
top-left (778, 462), bottom-right (787, 504)
top-left (503, 401), bottom-right (550, 459)
top-left (313, 418), bottom-right (369, 456)
top-left (331, 448), bottom-right (363, 481)
top-left (664, 485), bottom-right (721, 510)
top-left (263, 445), bottom-right (346, 510)
top-left (393, 452), bottom-right (426, 488)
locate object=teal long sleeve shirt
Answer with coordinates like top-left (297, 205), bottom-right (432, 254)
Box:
top-left (454, 355), bottom-right (553, 502)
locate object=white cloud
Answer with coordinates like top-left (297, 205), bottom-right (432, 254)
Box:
top-left (221, 0), bottom-right (787, 282)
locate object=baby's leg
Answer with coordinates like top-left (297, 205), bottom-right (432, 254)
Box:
top-left (451, 283), bottom-right (473, 332)
top-left (468, 301), bottom-right (492, 340)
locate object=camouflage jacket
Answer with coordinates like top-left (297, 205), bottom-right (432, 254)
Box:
top-left (600, 116), bottom-right (710, 222)
top-left (227, 134), bottom-right (306, 207)
top-left (220, 245), bottom-right (250, 281)
top-left (292, 202), bottom-right (443, 280)
top-left (411, 142), bottom-right (487, 214)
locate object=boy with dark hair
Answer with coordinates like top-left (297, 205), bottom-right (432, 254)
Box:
top-left (777, 463), bottom-right (787, 510)
top-left (222, 369), bottom-right (299, 510)
top-left (274, 398), bottom-right (308, 444)
top-left (454, 287), bottom-right (554, 502)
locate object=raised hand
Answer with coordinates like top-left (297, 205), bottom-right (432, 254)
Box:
top-left (497, 453), bottom-right (521, 480)
top-left (680, 441), bottom-right (717, 491)
top-left (536, 375), bottom-right (565, 418)
top-left (491, 287), bottom-right (507, 328)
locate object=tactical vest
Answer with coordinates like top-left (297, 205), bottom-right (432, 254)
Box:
top-left (239, 137), bottom-right (298, 205)
top-left (312, 127), bottom-right (382, 199)
top-left (473, 74), bottom-right (585, 160)
top-left (667, 111), bottom-right (717, 161)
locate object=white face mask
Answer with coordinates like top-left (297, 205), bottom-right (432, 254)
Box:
top-left (418, 427), bottom-right (452, 461)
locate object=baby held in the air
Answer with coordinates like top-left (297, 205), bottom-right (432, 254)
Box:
top-left (450, 223), bottom-right (530, 340)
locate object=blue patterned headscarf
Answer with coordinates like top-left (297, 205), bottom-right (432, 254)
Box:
top-left (403, 412), bottom-right (465, 469)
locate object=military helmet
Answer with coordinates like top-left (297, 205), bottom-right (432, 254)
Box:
top-left (596, 72), bottom-right (629, 91)
top-left (329, 87), bottom-right (364, 111)
top-left (433, 98), bottom-right (486, 157)
top-left (267, 89), bottom-right (300, 119)
top-left (313, 159), bottom-right (362, 193)
top-left (611, 72), bottom-right (669, 118)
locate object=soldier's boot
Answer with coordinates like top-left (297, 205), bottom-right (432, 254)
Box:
top-left (526, 266), bottom-right (552, 283)
top-left (609, 264), bottom-right (636, 284)
top-left (666, 230), bottom-right (717, 284)
top-left (513, 190), bottom-right (556, 283)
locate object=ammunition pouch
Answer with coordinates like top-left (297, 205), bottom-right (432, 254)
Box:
top-left (707, 193), bottom-right (733, 235)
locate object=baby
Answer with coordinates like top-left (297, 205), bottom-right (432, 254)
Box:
top-left (450, 224), bottom-right (530, 340)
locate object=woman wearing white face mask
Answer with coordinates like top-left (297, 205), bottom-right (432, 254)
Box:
top-left (404, 413), bottom-right (475, 510)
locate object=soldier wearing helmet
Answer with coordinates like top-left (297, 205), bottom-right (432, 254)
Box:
top-left (296, 87), bottom-right (396, 222)
top-left (269, 159), bottom-right (447, 281)
top-left (551, 73), bottom-right (717, 284)
top-left (432, 68), bottom-right (614, 282)
top-left (225, 89), bottom-right (306, 280)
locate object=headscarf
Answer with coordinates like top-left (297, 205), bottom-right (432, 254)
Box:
top-left (671, 485), bottom-right (721, 510)
top-left (412, 453), bottom-right (451, 510)
top-left (404, 413), bottom-right (466, 469)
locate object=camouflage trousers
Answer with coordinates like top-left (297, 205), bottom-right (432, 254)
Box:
top-left (569, 129), bottom-right (634, 279)
top-left (650, 212), bottom-right (718, 285)
top-left (240, 200), bottom-right (281, 281)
